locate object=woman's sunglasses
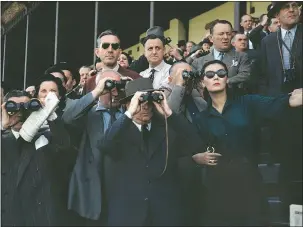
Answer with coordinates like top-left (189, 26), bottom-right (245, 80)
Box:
top-left (203, 69), bottom-right (227, 79)
top-left (101, 43), bottom-right (120, 50)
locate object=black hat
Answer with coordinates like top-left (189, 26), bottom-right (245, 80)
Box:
top-left (177, 40), bottom-right (186, 47)
top-left (268, 1), bottom-right (301, 18)
top-left (199, 38), bottom-right (213, 46)
top-left (119, 78), bottom-right (158, 104)
top-left (140, 26), bottom-right (172, 46)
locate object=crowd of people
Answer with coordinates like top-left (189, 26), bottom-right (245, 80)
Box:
top-left (1, 1), bottom-right (302, 226)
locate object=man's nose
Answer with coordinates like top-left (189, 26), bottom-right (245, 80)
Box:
top-left (222, 33), bottom-right (228, 39)
top-left (152, 48), bottom-right (157, 54)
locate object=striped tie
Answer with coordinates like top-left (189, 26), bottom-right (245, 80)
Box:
top-left (218, 52), bottom-right (224, 61)
top-left (282, 31), bottom-right (293, 69)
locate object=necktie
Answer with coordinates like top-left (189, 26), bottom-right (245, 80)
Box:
top-left (141, 124), bottom-right (149, 155)
top-left (218, 52), bottom-right (224, 61)
top-left (149, 69), bottom-right (156, 82)
top-left (109, 109), bottom-right (117, 125)
top-left (282, 31), bottom-right (293, 70)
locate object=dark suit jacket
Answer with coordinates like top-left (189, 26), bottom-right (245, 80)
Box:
top-left (191, 48), bottom-right (251, 88)
top-left (1, 119), bottom-right (71, 226)
top-left (84, 66), bottom-right (141, 94)
top-left (260, 23), bottom-right (302, 95)
top-left (99, 113), bottom-right (202, 226)
top-left (248, 25), bottom-right (268, 49)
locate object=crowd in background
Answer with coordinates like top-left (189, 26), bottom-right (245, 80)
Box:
top-left (1, 1), bottom-right (303, 226)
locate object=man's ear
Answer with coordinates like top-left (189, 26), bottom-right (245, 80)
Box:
top-left (72, 79), bottom-right (76, 87)
top-left (168, 76), bottom-right (172, 83)
top-left (95, 48), bottom-right (100, 58)
top-left (209, 35), bottom-right (214, 43)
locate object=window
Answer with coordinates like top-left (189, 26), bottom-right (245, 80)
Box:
top-left (137, 46), bottom-right (140, 52)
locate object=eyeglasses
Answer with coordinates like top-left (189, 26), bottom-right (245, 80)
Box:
top-left (101, 43), bottom-right (120, 50)
top-left (203, 69), bottom-right (227, 79)
top-left (281, 2), bottom-right (299, 10)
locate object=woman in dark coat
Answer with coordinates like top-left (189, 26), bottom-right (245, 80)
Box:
top-left (192, 60), bottom-right (302, 226)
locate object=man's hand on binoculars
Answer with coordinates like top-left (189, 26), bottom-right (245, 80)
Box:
top-left (1, 102), bottom-right (16, 130)
top-left (152, 91), bottom-right (172, 117)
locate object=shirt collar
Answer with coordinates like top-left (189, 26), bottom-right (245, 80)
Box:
top-left (206, 96), bottom-right (233, 116)
top-left (213, 48), bottom-right (225, 60)
top-left (11, 129), bottom-right (20, 139)
top-left (148, 60), bottom-right (165, 73)
top-left (280, 25), bottom-right (297, 39)
top-left (133, 121), bottom-right (152, 132)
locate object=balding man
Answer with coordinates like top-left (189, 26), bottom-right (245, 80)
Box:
top-left (62, 70), bottom-right (126, 223)
top-left (167, 62), bottom-right (206, 122)
top-left (240, 14), bottom-right (254, 49)
top-left (166, 62), bottom-right (207, 225)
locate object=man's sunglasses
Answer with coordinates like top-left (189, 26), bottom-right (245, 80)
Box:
top-left (203, 69), bottom-right (227, 79)
top-left (101, 43), bottom-right (120, 50)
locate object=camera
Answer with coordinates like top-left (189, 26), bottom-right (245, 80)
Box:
top-left (139, 92), bottom-right (164, 103)
top-left (105, 79), bottom-right (131, 90)
top-left (182, 70), bottom-right (200, 80)
top-left (5, 99), bottom-right (42, 116)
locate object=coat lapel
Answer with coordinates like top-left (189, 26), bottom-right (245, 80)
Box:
top-left (16, 138), bottom-right (36, 187)
top-left (148, 117), bottom-right (177, 160)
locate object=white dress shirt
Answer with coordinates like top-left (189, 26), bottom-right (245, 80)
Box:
top-left (124, 111), bottom-right (152, 132)
top-left (244, 30), bottom-right (254, 49)
top-left (140, 60), bottom-right (172, 90)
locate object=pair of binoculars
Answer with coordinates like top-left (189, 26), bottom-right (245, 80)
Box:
top-left (5, 99), bottom-right (42, 115)
top-left (104, 79), bottom-right (131, 90)
top-left (139, 92), bottom-right (164, 103)
top-left (182, 70), bottom-right (201, 80)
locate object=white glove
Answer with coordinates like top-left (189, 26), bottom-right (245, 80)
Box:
top-left (19, 92), bottom-right (59, 142)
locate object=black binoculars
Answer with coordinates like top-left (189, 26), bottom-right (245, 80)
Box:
top-left (182, 70), bottom-right (201, 80)
top-left (104, 79), bottom-right (131, 90)
top-left (139, 92), bottom-right (164, 103)
top-left (5, 99), bottom-right (42, 115)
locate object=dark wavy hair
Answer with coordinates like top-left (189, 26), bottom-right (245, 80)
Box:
top-left (34, 74), bottom-right (66, 110)
top-left (121, 52), bottom-right (133, 66)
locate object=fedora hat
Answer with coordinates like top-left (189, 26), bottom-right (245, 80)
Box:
top-left (140, 26), bottom-right (172, 46)
top-left (119, 78), bottom-right (159, 104)
top-left (267, 1), bottom-right (302, 18)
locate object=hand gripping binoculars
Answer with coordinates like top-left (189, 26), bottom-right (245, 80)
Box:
top-left (104, 79), bottom-right (131, 91)
top-left (182, 70), bottom-right (201, 80)
top-left (5, 99), bottom-right (42, 116)
top-left (139, 92), bottom-right (164, 103)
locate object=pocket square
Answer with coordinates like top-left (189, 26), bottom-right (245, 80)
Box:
top-left (231, 60), bottom-right (239, 67)
top-left (35, 135), bottom-right (49, 150)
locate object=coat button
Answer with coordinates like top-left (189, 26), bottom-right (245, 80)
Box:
top-left (144, 198), bottom-right (149, 201)
top-left (37, 201), bottom-right (41, 205)
top-left (148, 180), bottom-right (151, 184)
top-left (1, 171), bottom-right (6, 176)
top-left (146, 165), bottom-right (149, 168)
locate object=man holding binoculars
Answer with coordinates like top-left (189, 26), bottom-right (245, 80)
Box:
top-left (62, 69), bottom-right (130, 223)
top-left (1, 90), bottom-right (71, 226)
top-left (98, 77), bottom-right (202, 226)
